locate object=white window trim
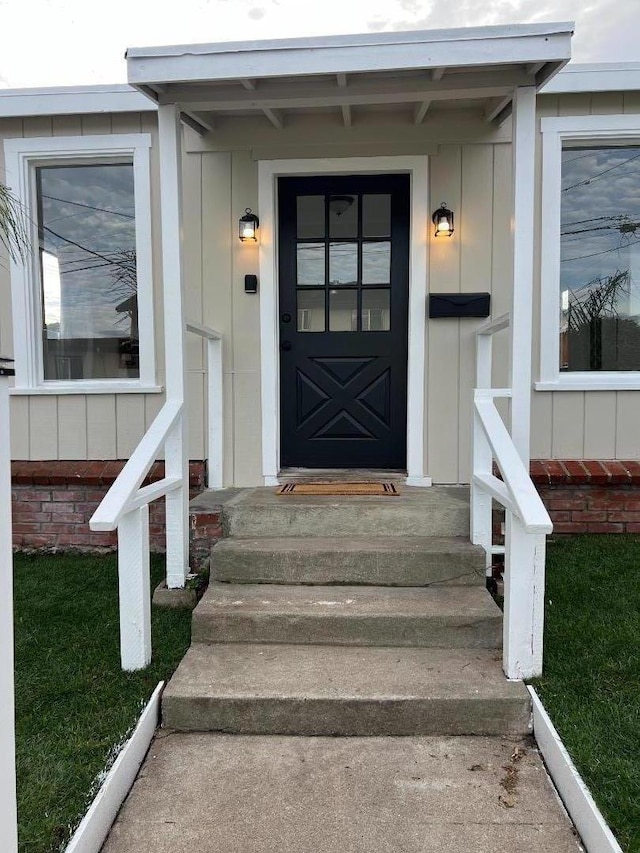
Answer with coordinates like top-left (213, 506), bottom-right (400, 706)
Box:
top-left (537, 114), bottom-right (640, 392)
top-left (3, 133), bottom-right (158, 394)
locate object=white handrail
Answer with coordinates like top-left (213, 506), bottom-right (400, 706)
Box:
top-left (187, 320), bottom-right (224, 489)
top-left (476, 312), bottom-right (510, 337)
top-left (472, 312), bottom-right (552, 680)
top-left (474, 394), bottom-right (552, 534)
top-left (186, 320), bottom-right (222, 341)
top-left (90, 400), bottom-right (182, 531)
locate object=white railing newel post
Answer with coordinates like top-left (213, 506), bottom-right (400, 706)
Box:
top-left (207, 336), bottom-right (224, 490)
top-left (0, 371), bottom-right (18, 853)
top-left (118, 506), bottom-right (152, 671)
top-left (503, 512), bottom-right (546, 680)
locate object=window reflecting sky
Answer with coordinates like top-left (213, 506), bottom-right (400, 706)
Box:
top-left (38, 163), bottom-right (137, 340)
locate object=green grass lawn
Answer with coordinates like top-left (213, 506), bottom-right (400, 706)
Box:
top-left (532, 535), bottom-right (640, 853)
top-left (14, 553), bottom-right (192, 853)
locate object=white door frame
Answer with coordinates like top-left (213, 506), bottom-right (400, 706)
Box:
top-left (257, 155), bottom-right (430, 487)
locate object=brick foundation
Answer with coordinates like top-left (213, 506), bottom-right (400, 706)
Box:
top-left (531, 460), bottom-right (640, 534)
top-left (11, 461), bottom-right (207, 556)
top-left (491, 460), bottom-right (640, 538)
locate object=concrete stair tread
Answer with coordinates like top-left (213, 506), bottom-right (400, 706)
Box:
top-left (192, 583), bottom-right (501, 648)
top-left (210, 535), bottom-right (485, 587)
top-left (165, 643), bottom-right (526, 702)
top-left (197, 581), bottom-right (499, 619)
top-left (212, 535), bottom-right (482, 554)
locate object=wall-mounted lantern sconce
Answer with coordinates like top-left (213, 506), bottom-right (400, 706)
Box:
top-left (432, 202), bottom-right (454, 237)
top-left (239, 208), bottom-right (259, 242)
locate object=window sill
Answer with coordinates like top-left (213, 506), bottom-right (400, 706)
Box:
top-left (535, 375), bottom-right (640, 392)
top-left (10, 383), bottom-right (164, 396)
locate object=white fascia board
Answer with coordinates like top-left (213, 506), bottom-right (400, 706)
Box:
top-left (127, 23), bottom-right (573, 86)
top-left (0, 85), bottom-right (155, 118)
top-left (542, 62), bottom-right (640, 93)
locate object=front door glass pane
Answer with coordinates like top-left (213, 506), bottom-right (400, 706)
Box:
top-left (329, 194), bottom-right (357, 238)
top-left (363, 194), bottom-right (391, 237)
top-left (297, 243), bottom-right (325, 286)
top-left (329, 289), bottom-right (357, 331)
top-left (297, 290), bottom-right (325, 332)
top-left (362, 289), bottom-right (390, 331)
top-left (362, 241), bottom-right (391, 284)
top-left (297, 195), bottom-right (325, 239)
top-left (329, 242), bottom-right (358, 286)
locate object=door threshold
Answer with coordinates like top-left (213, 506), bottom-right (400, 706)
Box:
top-left (278, 468), bottom-right (407, 484)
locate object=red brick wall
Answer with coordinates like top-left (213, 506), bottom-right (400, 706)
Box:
top-left (531, 460), bottom-right (640, 534)
top-left (12, 461), bottom-right (206, 553)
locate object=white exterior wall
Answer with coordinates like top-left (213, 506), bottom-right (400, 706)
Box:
top-left (2, 92), bottom-right (639, 485)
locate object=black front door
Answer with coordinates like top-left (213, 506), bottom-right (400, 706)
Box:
top-left (278, 174), bottom-right (409, 469)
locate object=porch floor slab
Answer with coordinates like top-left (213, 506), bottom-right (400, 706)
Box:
top-left (201, 485), bottom-right (471, 538)
top-left (101, 733), bottom-right (583, 853)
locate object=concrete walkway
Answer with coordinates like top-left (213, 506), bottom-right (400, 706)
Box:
top-left (102, 733), bottom-right (583, 852)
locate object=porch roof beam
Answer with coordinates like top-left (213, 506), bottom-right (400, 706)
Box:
top-left (262, 107), bottom-right (283, 128)
top-left (180, 110), bottom-right (215, 134)
top-left (413, 100), bottom-right (431, 124)
top-left (431, 67), bottom-right (446, 80)
top-left (241, 78), bottom-right (256, 90)
top-left (127, 23), bottom-right (573, 86)
top-left (159, 68), bottom-right (533, 104)
top-left (484, 94), bottom-right (513, 124)
top-left (161, 72), bottom-right (534, 113)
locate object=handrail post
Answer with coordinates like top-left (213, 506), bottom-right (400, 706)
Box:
top-left (503, 512), bottom-right (546, 679)
top-left (207, 336), bottom-right (224, 489)
top-left (118, 506), bottom-right (151, 671)
top-left (0, 365), bottom-right (18, 853)
top-left (159, 103), bottom-right (189, 588)
top-left (471, 397), bottom-right (493, 573)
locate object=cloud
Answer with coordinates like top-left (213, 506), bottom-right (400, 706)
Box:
top-left (248, 6), bottom-right (265, 19)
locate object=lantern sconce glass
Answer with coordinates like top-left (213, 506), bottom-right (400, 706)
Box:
top-left (239, 208), bottom-right (259, 242)
top-left (432, 203), bottom-right (454, 237)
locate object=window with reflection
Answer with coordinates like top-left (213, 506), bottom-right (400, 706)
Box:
top-left (37, 163), bottom-right (139, 380)
top-left (560, 145), bottom-right (640, 371)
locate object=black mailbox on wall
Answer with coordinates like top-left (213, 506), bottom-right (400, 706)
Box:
top-left (428, 292), bottom-right (491, 318)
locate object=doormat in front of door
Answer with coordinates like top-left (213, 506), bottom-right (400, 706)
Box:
top-left (277, 482), bottom-right (399, 496)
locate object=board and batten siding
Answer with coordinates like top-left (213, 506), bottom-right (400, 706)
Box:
top-left (0, 111), bottom-right (208, 466)
top-left (3, 92), bottom-right (639, 486)
top-left (530, 92), bottom-right (640, 465)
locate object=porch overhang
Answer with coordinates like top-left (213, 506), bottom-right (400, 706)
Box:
top-left (126, 22), bottom-right (573, 134)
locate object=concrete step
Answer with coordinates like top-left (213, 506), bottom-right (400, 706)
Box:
top-left (221, 486), bottom-right (470, 538)
top-left (162, 644), bottom-right (531, 736)
top-left (211, 536), bottom-right (485, 586)
top-left (193, 583), bottom-right (501, 649)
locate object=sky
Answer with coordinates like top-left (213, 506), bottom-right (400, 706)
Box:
top-left (0, 0), bottom-right (639, 89)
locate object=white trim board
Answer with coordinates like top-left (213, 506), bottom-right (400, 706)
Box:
top-left (538, 114), bottom-right (640, 391)
top-left (529, 688), bottom-right (623, 853)
top-left (3, 134), bottom-right (156, 394)
top-left (64, 681), bottom-right (163, 853)
top-left (0, 85), bottom-right (154, 118)
top-left (257, 156), bottom-right (430, 488)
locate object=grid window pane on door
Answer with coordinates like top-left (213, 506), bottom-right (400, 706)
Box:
top-left (293, 193), bottom-right (394, 333)
top-left (36, 162), bottom-right (139, 381)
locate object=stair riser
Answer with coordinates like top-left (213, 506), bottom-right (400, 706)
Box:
top-left (192, 614), bottom-right (502, 649)
top-left (211, 551), bottom-right (484, 587)
top-left (162, 697), bottom-right (531, 737)
top-left (223, 505), bottom-right (469, 539)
